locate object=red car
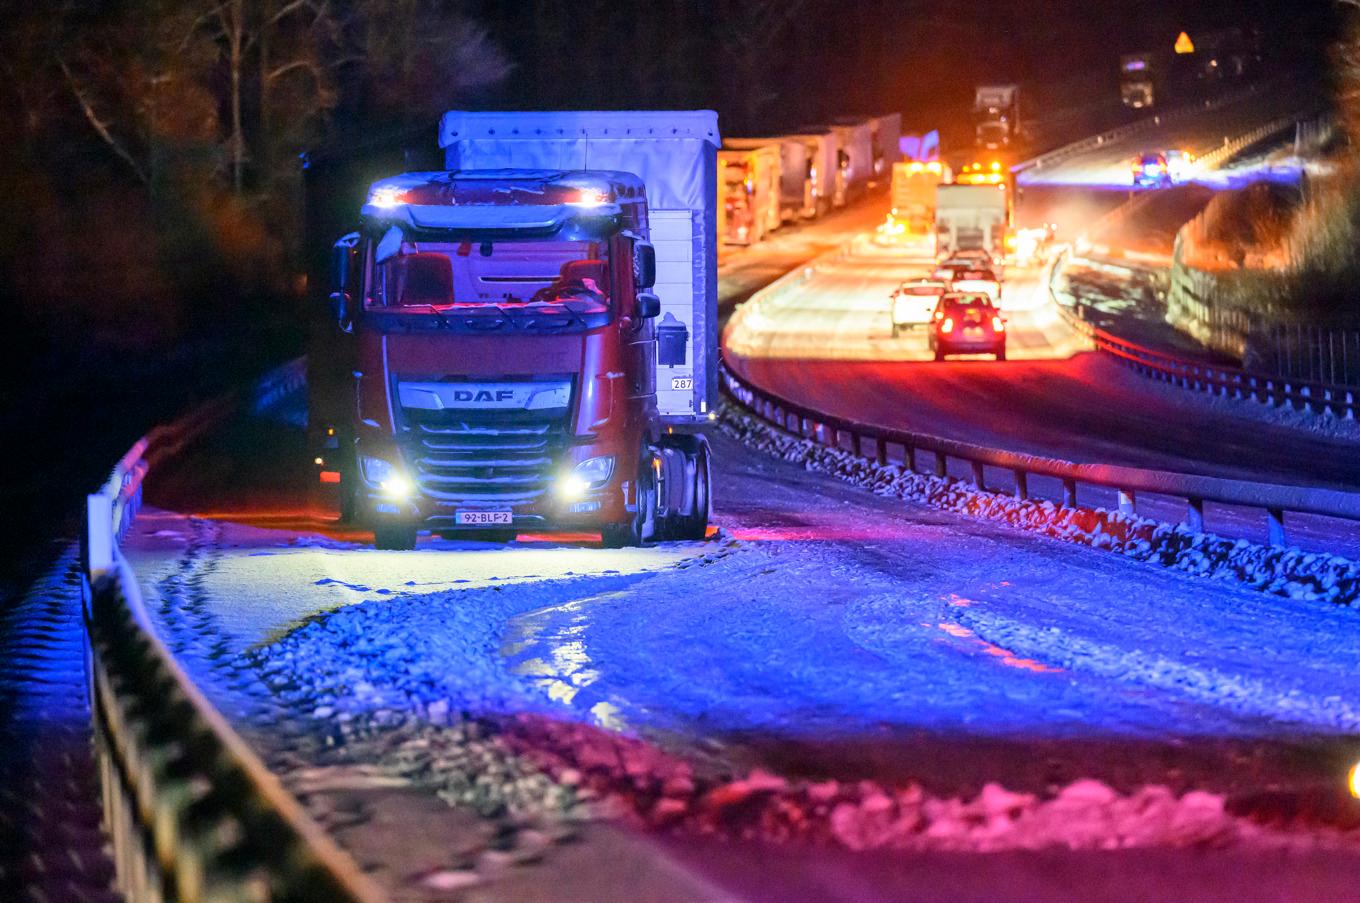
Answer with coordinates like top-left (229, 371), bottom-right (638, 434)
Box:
top-left (929, 293), bottom-right (1007, 361)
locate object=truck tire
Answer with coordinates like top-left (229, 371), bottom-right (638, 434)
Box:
top-left (338, 469), bottom-right (359, 524)
top-left (601, 457), bottom-right (655, 549)
top-left (670, 436), bottom-right (712, 542)
top-left (374, 525), bottom-right (418, 550)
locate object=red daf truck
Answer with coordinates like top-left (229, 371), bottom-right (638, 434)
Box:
top-left (309, 111), bottom-right (720, 549)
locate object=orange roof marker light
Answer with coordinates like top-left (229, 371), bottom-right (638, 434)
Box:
top-left (1175, 31), bottom-right (1195, 54)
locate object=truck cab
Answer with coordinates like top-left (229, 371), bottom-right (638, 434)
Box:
top-left (314, 112), bottom-right (720, 550)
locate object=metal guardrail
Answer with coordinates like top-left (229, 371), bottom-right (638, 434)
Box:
top-left (1052, 244), bottom-right (1360, 423)
top-left (720, 359), bottom-right (1360, 547)
top-left (1094, 324), bottom-right (1360, 421)
top-left (1015, 85), bottom-right (1263, 174)
top-left (1193, 113), bottom-right (1301, 171)
top-left (82, 364), bottom-right (386, 903)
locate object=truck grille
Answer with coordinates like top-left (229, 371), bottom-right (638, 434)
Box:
top-left (400, 409), bottom-right (569, 506)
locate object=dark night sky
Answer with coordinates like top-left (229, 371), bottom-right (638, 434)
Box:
top-left (464, 0), bottom-right (1339, 137)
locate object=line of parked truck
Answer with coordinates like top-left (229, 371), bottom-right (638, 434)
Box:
top-left (716, 114), bottom-right (902, 247)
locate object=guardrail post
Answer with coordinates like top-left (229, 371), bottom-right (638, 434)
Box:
top-left (1186, 497), bottom-right (1204, 533)
top-left (904, 445), bottom-right (916, 473)
top-left (87, 494), bottom-right (114, 578)
top-left (933, 451), bottom-right (947, 478)
top-left (1118, 489), bottom-right (1136, 516)
top-left (1014, 470), bottom-right (1028, 501)
top-left (852, 433), bottom-right (863, 457)
top-left (875, 437), bottom-right (889, 466)
top-left (1267, 508), bottom-right (1287, 547)
top-left (1061, 478), bottom-right (1077, 508)
top-left (971, 460), bottom-right (986, 491)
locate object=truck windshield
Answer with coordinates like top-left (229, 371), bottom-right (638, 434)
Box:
top-left (366, 239), bottom-right (610, 316)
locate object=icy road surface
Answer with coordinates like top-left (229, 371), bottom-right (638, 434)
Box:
top-left (493, 432), bottom-right (1360, 748)
top-left (123, 512), bottom-right (705, 651)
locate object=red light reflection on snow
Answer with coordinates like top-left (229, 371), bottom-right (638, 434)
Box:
top-left (936, 622), bottom-right (1063, 674)
top-left (728, 523), bottom-right (927, 542)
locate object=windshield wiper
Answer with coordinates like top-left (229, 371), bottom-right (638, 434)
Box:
top-left (501, 304), bottom-right (587, 331)
top-left (407, 303), bottom-right (455, 330)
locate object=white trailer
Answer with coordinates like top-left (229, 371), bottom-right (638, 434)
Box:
top-left (867, 113), bottom-right (902, 185)
top-left (438, 110), bottom-right (720, 424)
top-left (725, 137), bottom-right (814, 222)
top-left (718, 142), bottom-right (782, 244)
top-left (787, 128), bottom-right (839, 214)
top-left (829, 118), bottom-right (875, 202)
top-left (935, 183), bottom-right (1010, 258)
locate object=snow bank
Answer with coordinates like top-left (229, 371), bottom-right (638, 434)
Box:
top-left (495, 715), bottom-right (1357, 852)
top-left (718, 403), bottom-right (1360, 607)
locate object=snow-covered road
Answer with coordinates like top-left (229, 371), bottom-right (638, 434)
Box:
top-left (724, 236), bottom-right (1091, 362)
top-left (113, 188), bottom-right (1360, 898)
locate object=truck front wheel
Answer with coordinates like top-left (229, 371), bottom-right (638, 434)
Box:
top-left (601, 458), bottom-right (656, 549)
top-left (374, 525), bottom-right (418, 551)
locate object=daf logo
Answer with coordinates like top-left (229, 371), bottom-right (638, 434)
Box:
top-left (398, 380), bottom-right (572, 412)
top-left (454, 389), bottom-right (515, 403)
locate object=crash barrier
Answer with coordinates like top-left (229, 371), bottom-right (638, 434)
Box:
top-left (1015, 85), bottom-right (1263, 174)
top-left (1165, 248), bottom-right (1360, 391)
top-left (719, 359), bottom-right (1360, 548)
top-left (1049, 252), bottom-right (1360, 425)
top-left (82, 364), bottom-right (386, 903)
top-left (1191, 113), bottom-right (1301, 172)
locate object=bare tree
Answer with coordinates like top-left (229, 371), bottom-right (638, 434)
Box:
top-left (710, 0), bottom-right (812, 132)
top-left (349, 0), bottom-right (511, 126)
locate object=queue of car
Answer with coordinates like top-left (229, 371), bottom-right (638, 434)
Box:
top-left (889, 247), bottom-right (1007, 360)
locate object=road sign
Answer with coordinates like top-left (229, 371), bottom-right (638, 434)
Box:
top-left (1175, 32), bottom-right (1195, 54)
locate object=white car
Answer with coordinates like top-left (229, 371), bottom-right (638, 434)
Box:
top-left (940, 249), bottom-right (1002, 279)
top-left (890, 279), bottom-right (947, 336)
top-left (1164, 149), bottom-right (1195, 182)
top-left (946, 267), bottom-right (1001, 303)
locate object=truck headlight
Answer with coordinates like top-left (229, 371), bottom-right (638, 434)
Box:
top-left (556, 455), bottom-right (615, 500)
top-left (360, 455), bottom-right (414, 500)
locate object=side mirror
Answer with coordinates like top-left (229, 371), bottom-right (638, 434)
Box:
top-left (634, 241), bottom-right (657, 290)
top-left (330, 232), bottom-right (360, 334)
top-left (329, 291), bottom-right (354, 334)
top-left (332, 231), bottom-right (359, 293)
top-left (636, 291), bottom-right (660, 319)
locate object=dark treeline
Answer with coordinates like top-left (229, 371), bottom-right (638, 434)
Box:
top-left (0, 0), bottom-right (1337, 410)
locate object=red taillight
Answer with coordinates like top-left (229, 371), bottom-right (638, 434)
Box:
top-left (319, 470), bottom-right (341, 484)
top-left (941, 317), bottom-right (955, 334)
top-left (992, 316), bottom-right (1005, 331)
